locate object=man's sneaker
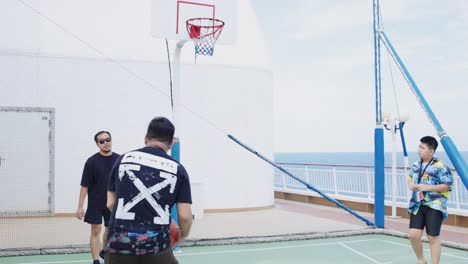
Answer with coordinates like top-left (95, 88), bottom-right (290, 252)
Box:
top-left (92, 260), bottom-right (100, 264)
top-left (99, 250), bottom-right (105, 261)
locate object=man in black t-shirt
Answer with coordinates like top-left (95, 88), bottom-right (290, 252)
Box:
top-left (106, 117), bottom-right (192, 264)
top-left (77, 131), bottom-right (120, 264)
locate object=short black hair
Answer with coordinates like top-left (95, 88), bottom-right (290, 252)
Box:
top-left (420, 136), bottom-right (438, 151)
top-left (146, 117), bottom-right (175, 144)
top-left (94, 131), bottom-right (111, 143)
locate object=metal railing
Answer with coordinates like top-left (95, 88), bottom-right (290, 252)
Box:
top-left (274, 163), bottom-right (468, 216)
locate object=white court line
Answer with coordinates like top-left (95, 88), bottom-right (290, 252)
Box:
top-left (338, 242), bottom-right (392, 264)
top-left (177, 238), bottom-right (379, 256)
top-left (18, 238), bottom-right (379, 263)
top-left (19, 261), bottom-right (88, 264)
top-left (378, 239), bottom-right (468, 261)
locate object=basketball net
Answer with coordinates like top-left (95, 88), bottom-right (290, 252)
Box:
top-left (186, 18), bottom-right (225, 59)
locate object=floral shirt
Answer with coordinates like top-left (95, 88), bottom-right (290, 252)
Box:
top-left (407, 158), bottom-right (453, 219)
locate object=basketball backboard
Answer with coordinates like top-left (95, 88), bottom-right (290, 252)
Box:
top-left (151, 0), bottom-right (237, 44)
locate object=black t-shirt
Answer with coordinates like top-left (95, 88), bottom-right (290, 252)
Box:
top-left (107, 146), bottom-right (192, 255)
top-left (80, 152), bottom-right (120, 209)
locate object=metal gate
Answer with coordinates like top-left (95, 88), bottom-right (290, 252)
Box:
top-left (0, 107), bottom-right (55, 216)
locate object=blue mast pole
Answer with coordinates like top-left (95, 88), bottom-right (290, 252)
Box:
top-left (379, 31), bottom-right (468, 190)
top-left (373, 0), bottom-right (385, 228)
top-left (399, 122), bottom-right (408, 158)
top-left (399, 122), bottom-right (410, 178)
top-left (227, 135), bottom-right (374, 227)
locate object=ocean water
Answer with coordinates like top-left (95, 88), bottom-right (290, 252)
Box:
top-left (275, 152), bottom-right (468, 169)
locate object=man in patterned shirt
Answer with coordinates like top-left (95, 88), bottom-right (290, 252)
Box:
top-left (407, 136), bottom-right (453, 264)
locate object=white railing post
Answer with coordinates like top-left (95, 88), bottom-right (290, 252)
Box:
top-left (305, 166), bottom-right (310, 191)
top-left (333, 167), bottom-right (338, 195)
top-left (366, 168), bottom-right (372, 201)
top-left (404, 157), bottom-right (411, 201)
top-left (391, 131), bottom-right (398, 218)
top-left (281, 170), bottom-right (287, 190)
top-left (453, 173), bottom-right (460, 210)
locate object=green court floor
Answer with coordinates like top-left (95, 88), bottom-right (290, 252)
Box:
top-left (2, 235), bottom-right (468, 264)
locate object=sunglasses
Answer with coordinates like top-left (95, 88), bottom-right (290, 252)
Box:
top-left (98, 137), bottom-right (111, 144)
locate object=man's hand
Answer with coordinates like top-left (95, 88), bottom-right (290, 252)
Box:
top-left (76, 207), bottom-right (85, 220)
top-left (408, 181), bottom-right (418, 191)
top-left (414, 184), bottom-right (432, 192)
top-left (77, 186), bottom-right (88, 219)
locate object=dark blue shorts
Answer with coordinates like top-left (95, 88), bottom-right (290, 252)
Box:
top-left (84, 208), bottom-right (111, 227)
top-left (409, 205), bottom-right (443, 236)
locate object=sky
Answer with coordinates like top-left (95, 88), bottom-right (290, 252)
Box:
top-left (250, 0), bottom-right (468, 153)
top-left (2, 0), bottom-right (467, 154)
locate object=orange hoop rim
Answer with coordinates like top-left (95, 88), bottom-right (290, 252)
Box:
top-left (186, 18), bottom-right (225, 40)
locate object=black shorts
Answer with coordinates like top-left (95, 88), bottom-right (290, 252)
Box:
top-left (84, 208), bottom-right (111, 227)
top-left (105, 249), bottom-right (178, 264)
top-left (409, 205), bottom-right (443, 236)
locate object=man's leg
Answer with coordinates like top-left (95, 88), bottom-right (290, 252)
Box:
top-left (103, 227), bottom-right (109, 251)
top-left (91, 224), bottom-right (102, 261)
top-left (409, 228), bottom-right (426, 264)
top-left (102, 208), bottom-right (111, 252)
top-left (85, 208), bottom-right (104, 262)
top-left (427, 235), bottom-right (441, 264)
top-left (425, 207), bottom-right (443, 264)
top-left (409, 208), bottom-right (427, 264)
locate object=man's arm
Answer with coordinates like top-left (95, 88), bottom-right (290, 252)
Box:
top-left (76, 186), bottom-right (88, 220)
top-left (417, 163), bottom-right (452, 193)
top-left (416, 183), bottom-right (450, 193)
top-left (176, 203), bottom-right (193, 239)
top-left (407, 171), bottom-right (417, 191)
top-left (407, 178), bottom-right (417, 191)
top-left (107, 191), bottom-right (116, 212)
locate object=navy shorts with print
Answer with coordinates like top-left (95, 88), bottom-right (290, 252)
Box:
top-left (84, 208), bottom-right (111, 227)
top-left (409, 205), bottom-right (443, 236)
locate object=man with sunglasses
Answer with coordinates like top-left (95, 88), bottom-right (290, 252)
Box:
top-left (77, 131), bottom-right (120, 264)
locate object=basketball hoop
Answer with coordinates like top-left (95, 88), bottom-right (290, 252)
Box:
top-left (186, 18), bottom-right (225, 57)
